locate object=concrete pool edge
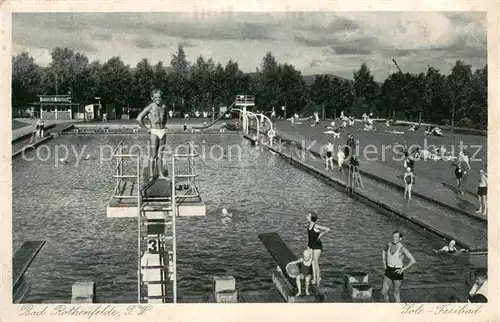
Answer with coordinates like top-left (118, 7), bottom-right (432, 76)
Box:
top-left (12, 124), bottom-right (56, 143)
top-left (244, 135), bottom-right (485, 251)
top-left (11, 125), bottom-right (75, 158)
top-left (256, 131), bottom-right (485, 223)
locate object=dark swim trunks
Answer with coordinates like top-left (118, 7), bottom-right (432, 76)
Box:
top-left (478, 186), bottom-right (487, 196)
top-left (385, 266), bottom-right (404, 281)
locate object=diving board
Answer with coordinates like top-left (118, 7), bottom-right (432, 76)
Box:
top-left (13, 241), bottom-right (46, 303)
top-left (107, 178), bottom-right (206, 217)
top-left (258, 232), bottom-right (325, 303)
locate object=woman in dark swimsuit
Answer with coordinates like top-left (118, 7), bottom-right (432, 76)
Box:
top-left (455, 163), bottom-right (466, 194)
top-left (307, 211), bottom-right (330, 286)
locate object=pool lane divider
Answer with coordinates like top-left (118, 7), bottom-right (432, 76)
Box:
top-left (11, 125), bottom-right (75, 158)
top-left (243, 134), bottom-right (481, 251)
top-left (247, 129), bottom-right (484, 223)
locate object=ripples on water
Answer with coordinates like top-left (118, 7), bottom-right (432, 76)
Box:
top-left (12, 134), bottom-right (471, 303)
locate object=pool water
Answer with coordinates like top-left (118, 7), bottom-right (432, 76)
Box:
top-left (12, 134), bottom-right (471, 303)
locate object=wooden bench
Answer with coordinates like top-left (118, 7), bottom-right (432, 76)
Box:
top-left (13, 241), bottom-right (46, 303)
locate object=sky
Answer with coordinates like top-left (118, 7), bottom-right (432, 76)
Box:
top-left (12, 12), bottom-right (487, 81)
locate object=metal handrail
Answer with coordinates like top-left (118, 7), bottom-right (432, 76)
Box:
top-left (161, 151), bottom-right (199, 158)
top-left (136, 149), bottom-right (141, 303)
top-left (113, 159), bottom-right (123, 172)
top-left (112, 195), bottom-right (138, 199)
top-left (171, 157), bottom-right (177, 303)
top-left (348, 165), bottom-right (359, 190)
top-left (112, 140), bottom-right (124, 156)
top-left (115, 154), bottom-right (142, 158)
top-left (175, 194), bottom-right (200, 198)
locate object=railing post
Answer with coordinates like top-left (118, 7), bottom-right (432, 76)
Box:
top-left (137, 154), bottom-right (141, 303)
top-left (171, 158), bottom-right (177, 303)
top-left (188, 143), bottom-right (192, 187)
top-left (120, 144), bottom-right (123, 179)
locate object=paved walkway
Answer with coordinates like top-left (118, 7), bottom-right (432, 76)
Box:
top-left (272, 121), bottom-right (486, 221)
top-left (12, 123), bottom-right (75, 155)
top-left (259, 137), bottom-right (487, 250)
top-left (11, 119), bottom-right (79, 142)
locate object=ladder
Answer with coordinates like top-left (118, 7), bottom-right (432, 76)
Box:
top-left (112, 141), bottom-right (200, 303)
top-left (347, 165), bottom-right (357, 196)
top-left (138, 142), bottom-right (200, 303)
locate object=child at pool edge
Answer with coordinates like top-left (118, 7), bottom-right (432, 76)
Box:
top-left (403, 167), bottom-right (414, 200)
top-left (286, 249), bottom-right (313, 296)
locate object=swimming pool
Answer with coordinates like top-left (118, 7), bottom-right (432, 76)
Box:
top-left (12, 133), bottom-right (471, 303)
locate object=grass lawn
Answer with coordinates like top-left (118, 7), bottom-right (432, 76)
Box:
top-left (12, 119), bottom-right (31, 130)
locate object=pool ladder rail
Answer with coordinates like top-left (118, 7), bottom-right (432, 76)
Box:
top-left (111, 141), bottom-right (200, 304)
top-left (347, 165), bottom-right (358, 196)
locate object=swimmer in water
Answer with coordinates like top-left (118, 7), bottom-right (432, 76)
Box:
top-left (433, 240), bottom-right (468, 254)
top-left (221, 208), bottom-right (233, 226)
top-left (137, 89), bottom-right (167, 179)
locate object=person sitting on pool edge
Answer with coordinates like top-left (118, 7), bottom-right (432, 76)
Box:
top-left (286, 249), bottom-right (313, 296)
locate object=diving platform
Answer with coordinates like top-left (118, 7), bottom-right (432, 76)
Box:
top-left (107, 140), bottom-right (205, 303)
top-left (107, 177), bottom-right (206, 217)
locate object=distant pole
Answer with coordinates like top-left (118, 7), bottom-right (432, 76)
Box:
top-left (451, 108), bottom-right (455, 134)
top-left (55, 72), bottom-right (59, 96)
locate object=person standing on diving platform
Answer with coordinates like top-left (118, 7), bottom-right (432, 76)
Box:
top-left (137, 88), bottom-right (168, 179)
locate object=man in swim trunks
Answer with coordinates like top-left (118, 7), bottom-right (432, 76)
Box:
top-left (476, 169), bottom-right (487, 215)
top-left (381, 230), bottom-right (417, 303)
top-left (137, 89), bottom-right (168, 179)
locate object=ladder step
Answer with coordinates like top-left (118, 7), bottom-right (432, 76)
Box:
top-left (141, 220), bottom-right (173, 225)
top-left (140, 280), bottom-right (168, 285)
top-left (175, 174), bottom-right (198, 178)
top-left (141, 265), bottom-right (167, 270)
top-left (141, 295), bottom-right (170, 300)
top-left (142, 205), bottom-right (173, 209)
top-left (141, 250), bottom-right (171, 255)
top-left (141, 236), bottom-right (173, 241)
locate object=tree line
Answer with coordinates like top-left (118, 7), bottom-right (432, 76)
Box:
top-left (12, 44), bottom-right (487, 129)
